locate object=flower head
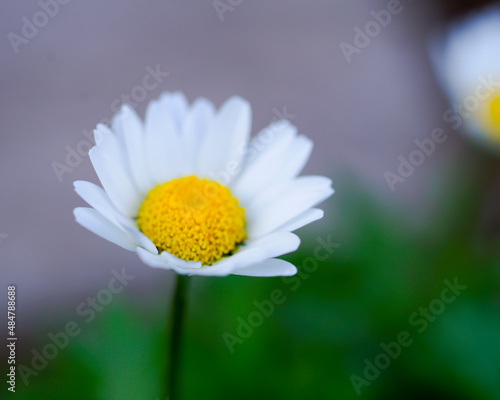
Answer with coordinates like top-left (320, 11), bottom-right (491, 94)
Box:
top-left (74, 92), bottom-right (333, 276)
top-left (430, 7), bottom-right (500, 150)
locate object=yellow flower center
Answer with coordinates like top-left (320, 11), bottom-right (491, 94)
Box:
top-left (489, 96), bottom-right (500, 128)
top-left (136, 176), bottom-right (246, 265)
top-left (477, 94), bottom-right (500, 142)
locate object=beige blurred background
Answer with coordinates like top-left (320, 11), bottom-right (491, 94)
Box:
top-left (1, 0), bottom-right (463, 326)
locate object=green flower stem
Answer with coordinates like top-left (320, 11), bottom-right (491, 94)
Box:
top-left (167, 274), bottom-right (189, 400)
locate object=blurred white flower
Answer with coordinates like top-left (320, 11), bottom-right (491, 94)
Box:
top-left (74, 92), bottom-right (333, 277)
top-left (430, 7), bottom-right (500, 150)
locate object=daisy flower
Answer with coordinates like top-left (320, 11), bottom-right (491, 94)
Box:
top-left (74, 92), bottom-right (333, 277)
top-left (430, 7), bottom-right (500, 149)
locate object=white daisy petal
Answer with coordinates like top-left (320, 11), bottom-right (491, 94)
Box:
top-left (231, 121), bottom-right (297, 204)
top-left (245, 175), bottom-right (330, 220)
top-left (194, 250), bottom-right (265, 276)
top-left (231, 134), bottom-right (313, 214)
top-left (116, 219), bottom-right (158, 254)
top-left (192, 231), bottom-right (300, 276)
top-left (198, 96), bottom-right (251, 183)
top-left (74, 207), bottom-right (136, 251)
top-left (161, 91), bottom-right (189, 132)
top-left (160, 251), bottom-right (202, 269)
top-left (242, 230), bottom-right (301, 255)
top-left (273, 208), bottom-right (324, 233)
top-left (144, 93), bottom-right (187, 184)
top-left (182, 97), bottom-right (216, 175)
top-left (74, 180), bottom-right (156, 252)
top-left (246, 175), bottom-right (332, 217)
top-left (233, 258), bottom-right (297, 277)
top-left (74, 180), bottom-right (120, 225)
top-left (136, 247), bottom-right (171, 270)
top-left (89, 124), bottom-right (141, 217)
top-left (136, 247), bottom-right (201, 274)
top-left (112, 104), bottom-right (154, 194)
top-left (278, 134), bottom-right (314, 181)
top-left (247, 176), bottom-right (334, 238)
top-left (192, 249), bottom-right (266, 276)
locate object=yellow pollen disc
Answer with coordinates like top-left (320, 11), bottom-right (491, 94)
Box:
top-left (136, 176), bottom-right (246, 265)
top-left (477, 94), bottom-right (500, 142)
top-left (490, 96), bottom-right (500, 128)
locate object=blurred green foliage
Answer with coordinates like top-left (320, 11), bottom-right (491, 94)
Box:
top-left (12, 152), bottom-right (500, 399)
